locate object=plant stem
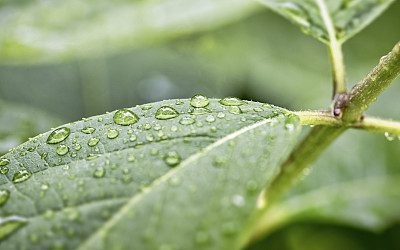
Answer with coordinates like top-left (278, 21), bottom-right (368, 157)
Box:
top-left (340, 41), bottom-right (400, 123)
top-left (316, 0), bottom-right (346, 99)
top-left (294, 110), bottom-right (342, 126)
top-left (353, 116), bottom-right (400, 137)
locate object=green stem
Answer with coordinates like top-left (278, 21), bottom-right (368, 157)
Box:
top-left (353, 116), bottom-right (400, 137)
top-left (340, 41), bottom-right (400, 122)
top-left (294, 110), bottom-right (342, 126)
top-left (316, 0), bottom-right (346, 99)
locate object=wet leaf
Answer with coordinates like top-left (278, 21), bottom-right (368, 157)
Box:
top-left (0, 98), bottom-right (300, 249)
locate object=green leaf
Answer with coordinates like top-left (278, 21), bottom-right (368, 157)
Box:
top-left (257, 0), bottom-right (394, 43)
top-left (0, 98), bottom-right (301, 249)
top-left (0, 0), bottom-right (258, 63)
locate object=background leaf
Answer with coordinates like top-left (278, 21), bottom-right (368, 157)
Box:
top-left (0, 99), bottom-right (301, 249)
top-left (257, 0), bottom-right (394, 43)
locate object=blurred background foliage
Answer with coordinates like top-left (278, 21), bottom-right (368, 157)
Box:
top-left (0, 0), bottom-right (400, 249)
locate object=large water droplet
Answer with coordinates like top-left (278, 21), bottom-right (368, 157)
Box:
top-left (13, 169), bottom-right (32, 183)
top-left (155, 106), bottom-right (179, 120)
top-left (88, 138), bottom-right (100, 147)
top-left (81, 127), bottom-right (96, 134)
top-left (0, 158), bottom-right (10, 166)
top-left (219, 97), bottom-right (246, 106)
top-left (0, 189), bottom-right (10, 206)
top-left (47, 127), bottom-right (70, 144)
top-left (107, 129), bottom-right (119, 139)
top-left (93, 167), bottom-right (105, 178)
top-left (228, 106), bottom-right (242, 114)
top-left (114, 109), bottom-right (139, 125)
top-left (190, 94), bottom-right (209, 108)
top-left (164, 151), bottom-right (181, 167)
top-left (56, 145), bottom-right (69, 156)
top-left (0, 216), bottom-right (28, 240)
top-left (179, 117), bottom-right (195, 125)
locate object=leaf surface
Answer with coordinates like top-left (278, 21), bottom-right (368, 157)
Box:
top-left (0, 98), bottom-right (300, 249)
top-left (257, 0), bottom-right (394, 43)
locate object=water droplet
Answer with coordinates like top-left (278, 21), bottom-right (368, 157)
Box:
top-left (0, 158), bottom-right (10, 166)
top-left (175, 100), bottom-right (184, 105)
top-left (171, 126), bottom-right (178, 132)
top-left (0, 216), bottom-right (28, 241)
top-left (47, 127), bottom-right (70, 144)
top-left (141, 105), bottom-right (152, 110)
top-left (27, 147), bottom-right (36, 152)
top-left (86, 154), bottom-right (100, 160)
top-left (228, 106), bottom-right (242, 114)
top-left (107, 129), bottom-right (119, 139)
top-left (144, 123), bottom-right (152, 130)
top-left (0, 189), bottom-right (10, 206)
top-left (179, 117), bottom-right (195, 125)
top-left (44, 210), bottom-right (55, 220)
top-left (217, 112), bottom-right (225, 119)
top-left (114, 109), bottom-right (139, 125)
top-left (210, 126), bottom-right (217, 132)
top-left (385, 132), bottom-right (396, 141)
top-left (205, 115), bottom-right (215, 123)
top-left (164, 151), bottom-right (181, 167)
top-left (146, 135), bottom-right (155, 142)
top-left (129, 135), bottom-right (137, 142)
top-left (41, 152), bottom-right (48, 159)
top-left (0, 166), bottom-right (9, 174)
top-left (190, 94), bottom-right (209, 108)
top-left (13, 169), bottom-right (32, 183)
top-left (56, 144), bottom-right (69, 156)
top-left (41, 183), bottom-right (49, 190)
top-left (151, 149), bottom-right (159, 155)
top-left (73, 143), bottom-right (81, 151)
top-left (262, 103), bottom-right (272, 108)
top-left (155, 106), bottom-right (179, 120)
top-left (93, 167), bottom-right (105, 178)
top-left (240, 117), bottom-right (246, 122)
top-left (219, 96), bottom-right (246, 106)
top-left (81, 127), bottom-right (96, 134)
top-left (232, 195), bottom-right (245, 207)
top-left (98, 117), bottom-right (103, 122)
top-left (189, 108), bottom-right (211, 115)
top-left (253, 107), bottom-right (263, 112)
top-left (88, 138), bottom-right (100, 147)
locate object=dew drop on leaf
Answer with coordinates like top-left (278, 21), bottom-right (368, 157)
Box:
top-left (144, 123), bottom-right (152, 130)
top-left (0, 216), bottom-right (28, 241)
top-left (228, 106), bottom-right (242, 114)
top-left (141, 105), bottom-right (152, 110)
top-left (0, 158), bottom-right (10, 166)
top-left (189, 108), bottom-right (211, 115)
top-left (93, 167), bottom-right (105, 178)
top-left (0, 166), bottom-right (9, 174)
top-left (164, 151), bottom-right (181, 167)
top-left (253, 107), bottom-right (264, 112)
top-left (88, 138), bottom-right (100, 147)
top-left (219, 96), bottom-right (246, 106)
top-left (113, 109), bottom-right (139, 125)
top-left (190, 94), bottom-right (209, 108)
top-left (0, 189), bottom-right (10, 206)
top-left (56, 144), bottom-right (69, 156)
top-left (384, 132), bottom-right (396, 141)
top-left (46, 127), bottom-right (70, 144)
top-left (179, 117), bottom-right (195, 125)
top-left (107, 129), bottom-right (119, 139)
top-left (205, 115), bottom-right (216, 123)
top-left (155, 106), bottom-right (179, 120)
top-left (231, 194), bottom-right (245, 207)
top-left (13, 169), bottom-right (32, 183)
top-left (74, 143), bottom-right (81, 151)
top-left (81, 127), bottom-right (96, 134)
top-left (217, 112), bottom-right (225, 119)
top-left (129, 135), bottom-right (137, 142)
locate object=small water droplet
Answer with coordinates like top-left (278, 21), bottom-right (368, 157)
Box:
top-left (86, 154), bottom-right (100, 160)
top-left (144, 123), bottom-right (152, 130)
top-left (246, 180), bottom-right (258, 193)
top-left (129, 135), bottom-right (137, 142)
top-left (93, 167), bottom-right (105, 178)
top-left (253, 107), bottom-right (264, 112)
top-left (74, 143), bottom-right (81, 151)
top-left (0, 158), bottom-right (10, 166)
top-left (146, 135), bottom-right (155, 141)
top-left (114, 109), bottom-right (139, 125)
top-left (13, 169), bottom-right (32, 183)
top-left (88, 138), bottom-right (100, 147)
top-left (0, 189), bottom-right (10, 206)
top-left (210, 126), bottom-right (217, 132)
top-left (175, 100), bottom-right (184, 105)
top-left (151, 149), bottom-right (159, 155)
top-left (154, 124), bottom-right (162, 131)
top-left (262, 103), bottom-right (272, 108)
top-left (41, 183), bottom-right (49, 190)
top-left (217, 112), bottom-right (225, 119)
top-left (189, 108), bottom-right (211, 115)
top-left (164, 151), bottom-right (181, 167)
top-left (190, 94), bottom-right (209, 108)
top-left (155, 106), bottom-right (179, 120)
top-left (0, 166), bottom-right (9, 174)
top-left (47, 127), bottom-right (70, 144)
top-left (171, 126), bottom-right (178, 132)
top-left (179, 117), bottom-right (195, 125)
top-left (141, 105), bottom-right (152, 110)
top-left (98, 117), bottom-right (103, 122)
top-left (41, 152), bottom-right (48, 159)
top-left (81, 127), bottom-right (96, 134)
top-left (27, 147), bottom-right (36, 152)
top-left (56, 144), bottom-right (69, 156)
top-left (232, 195), bottom-right (245, 207)
top-left (205, 115), bottom-right (215, 123)
top-left (384, 132), bottom-right (396, 141)
top-left (0, 216), bottom-right (28, 241)
top-left (219, 96), bottom-right (246, 106)
top-left (228, 106), bottom-right (242, 114)
top-left (107, 129), bottom-right (119, 139)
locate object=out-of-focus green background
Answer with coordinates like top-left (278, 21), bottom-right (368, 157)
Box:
top-left (1, 1), bottom-right (400, 249)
